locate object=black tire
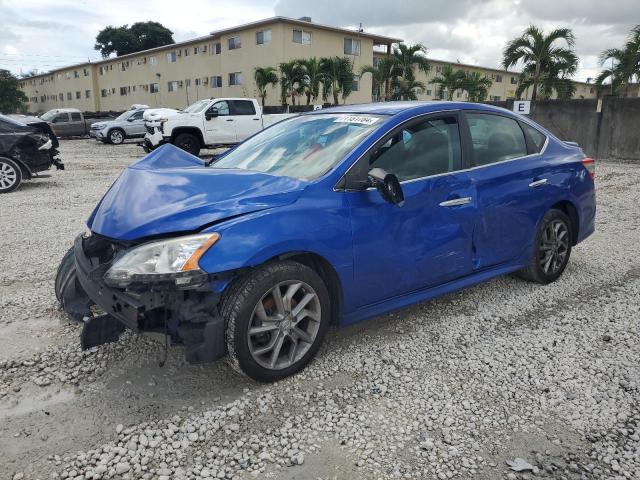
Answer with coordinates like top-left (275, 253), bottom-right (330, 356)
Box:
top-left (108, 129), bottom-right (125, 145)
top-left (55, 247), bottom-right (91, 322)
top-left (221, 261), bottom-right (331, 382)
top-left (0, 157), bottom-right (23, 194)
top-left (516, 209), bottom-right (572, 284)
top-left (174, 133), bottom-right (201, 156)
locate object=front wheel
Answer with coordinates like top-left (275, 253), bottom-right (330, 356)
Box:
top-left (516, 209), bottom-right (572, 284)
top-left (221, 261), bottom-right (330, 382)
top-left (108, 129), bottom-right (125, 145)
top-left (173, 133), bottom-right (201, 156)
top-left (0, 157), bottom-right (22, 193)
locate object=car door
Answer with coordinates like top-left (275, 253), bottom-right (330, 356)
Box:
top-left (203, 100), bottom-right (236, 144)
top-left (51, 113), bottom-right (71, 136)
top-left (124, 110), bottom-right (146, 137)
top-left (345, 112), bottom-right (477, 307)
top-left (229, 100), bottom-right (262, 141)
top-left (69, 112), bottom-right (86, 135)
top-left (464, 111), bottom-right (552, 270)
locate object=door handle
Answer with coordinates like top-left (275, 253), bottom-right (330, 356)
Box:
top-left (252, 118), bottom-right (260, 121)
top-left (226, 119), bottom-right (234, 122)
top-left (439, 197), bottom-right (472, 207)
top-left (528, 178), bottom-right (548, 188)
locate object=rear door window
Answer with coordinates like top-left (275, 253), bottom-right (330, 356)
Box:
top-left (520, 122), bottom-right (547, 153)
top-left (230, 100), bottom-right (257, 115)
top-left (466, 113), bottom-right (527, 166)
top-left (70, 112), bottom-right (82, 122)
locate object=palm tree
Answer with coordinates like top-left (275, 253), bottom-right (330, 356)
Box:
top-left (360, 57), bottom-right (398, 101)
top-left (254, 67), bottom-right (278, 107)
top-left (502, 26), bottom-right (578, 101)
top-left (278, 60), bottom-right (305, 106)
top-left (319, 56), bottom-right (354, 105)
top-left (459, 71), bottom-right (493, 102)
top-left (430, 65), bottom-right (465, 100)
top-left (596, 25), bottom-right (640, 96)
top-left (392, 43), bottom-right (430, 81)
top-left (298, 57), bottom-right (324, 105)
top-left (391, 78), bottom-right (426, 101)
top-left (517, 59), bottom-right (576, 99)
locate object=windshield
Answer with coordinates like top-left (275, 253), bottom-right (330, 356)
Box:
top-left (40, 110), bottom-right (58, 121)
top-left (183, 100), bottom-right (211, 113)
top-left (114, 111), bottom-right (132, 121)
top-left (213, 114), bottom-right (384, 180)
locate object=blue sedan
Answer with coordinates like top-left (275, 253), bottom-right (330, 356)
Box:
top-left (56, 102), bottom-right (596, 381)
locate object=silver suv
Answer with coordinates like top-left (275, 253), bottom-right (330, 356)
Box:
top-left (90, 108), bottom-right (147, 144)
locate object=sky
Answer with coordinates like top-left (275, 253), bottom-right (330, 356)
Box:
top-left (1, 0), bottom-right (637, 82)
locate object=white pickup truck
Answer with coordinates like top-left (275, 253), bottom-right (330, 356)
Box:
top-left (142, 98), bottom-right (295, 156)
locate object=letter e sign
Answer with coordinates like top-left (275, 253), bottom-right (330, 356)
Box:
top-left (513, 101), bottom-right (531, 115)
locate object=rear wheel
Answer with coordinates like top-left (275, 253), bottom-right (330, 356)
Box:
top-left (222, 261), bottom-right (330, 382)
top-left (108, 129), bottom-right (125, 145)
top-left (174, 133), bottom-right (201, 156)
top-left (55, 247), bottom-right (91, 322)
top-left (0, 157), bottom-right (22, 194)
top-left (516, 209), bottom-right (572, 284)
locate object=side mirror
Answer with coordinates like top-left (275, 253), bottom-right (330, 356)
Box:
top-left (368, 168), bottom-right (404, 206)
top-left (205, 108), bottom-right (219, 120)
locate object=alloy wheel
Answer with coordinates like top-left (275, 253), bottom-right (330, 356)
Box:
top-left (0, 161), bottom-right (18, 190)
top-left (110, 130), bottom-right (124, 144)
top-left (539, 219), bottom-right (569, 275)
top-left (247, 280), bottom-right (321, 370)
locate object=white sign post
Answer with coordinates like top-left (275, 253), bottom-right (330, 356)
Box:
top-left (513, 100), bottom-right (531, 115)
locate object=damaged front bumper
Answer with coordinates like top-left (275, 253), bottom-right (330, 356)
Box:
top-left (71, 234), bottom-right (226, 364)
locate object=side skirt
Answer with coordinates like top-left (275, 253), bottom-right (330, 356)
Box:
top-left (341, 263), bottom-right (523, 326)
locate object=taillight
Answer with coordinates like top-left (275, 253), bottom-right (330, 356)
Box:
top-left (582, 157), bottom-right (595, 179)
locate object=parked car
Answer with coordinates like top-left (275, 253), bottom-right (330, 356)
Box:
top-left (56, 102), bottom-right (596, 381)
top-left (89, 108), bottom-right (148, 144)
top-left (39, 108), bottom-right (112, 138)
top-left (0, 114), bottom-right (63, 193)
top-left (142, 98), bottom-right (295, 156)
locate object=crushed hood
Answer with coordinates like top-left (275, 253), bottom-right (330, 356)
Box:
top-left (87, 144), bottom-right (308, 241)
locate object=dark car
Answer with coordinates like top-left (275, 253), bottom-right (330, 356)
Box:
top-left (56, 102), bottom-right (595, 382)
top-left (0, 114), bottom-right (63, 193)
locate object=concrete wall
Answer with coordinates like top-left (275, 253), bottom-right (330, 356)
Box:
top-left (488, 98), bottom-right (640, 161)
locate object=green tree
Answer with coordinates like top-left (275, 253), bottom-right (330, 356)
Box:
top-left (460, 71), bottom-right (493, 101)
top-left (596, 25), bottom-right (640, 96)
top-left (516, 59), bottom-right (576, 99)
top-left (254, 67), bottom-right (279, 107)
top-left (392, 43), bottom-right (430, 81)
top-left (502, 26), bottom-right (578, 101)
top-left (298, 57), bottom-right (324, 104)
top-left (95, 21), bottom-right (174, 57)
top-left (0, 70), bottom-right (28, 114)
top-left (320, 56), bottom-right (355, 105)
top-left (360, 56), bottom-right (398, 101)
top-left (278, 60), bottom-right (305, 106)
top-left (390, 78), bottom-right (425, 100)
top-left (430, 65), bottom-right (465, 99)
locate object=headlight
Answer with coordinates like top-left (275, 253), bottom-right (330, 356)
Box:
top-left (104, 233), bottom-right (219, 288)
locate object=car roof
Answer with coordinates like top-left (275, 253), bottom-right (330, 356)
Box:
top-left (47, 108), bottom-right (81, 113)
top-left (311, 101), bottom-right (514, 117)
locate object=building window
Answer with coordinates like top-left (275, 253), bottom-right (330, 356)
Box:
top-left (59, 93), bottom-right (64, 100)
top-left (211, 76), bottom-right (222, 88)
top-left (149, 56), bottom-right (157, 65)
top-left (120, 62), bottom-right (127, 72)
top-left (83, 68), bottom-right (89, 77)
top-left (168, 81), bottom-right (179, 92)
top-left (195, 78), bottom-right (202, 86)
top-left (256, 29), bottom-right (271, 45)
top-left (184, 48), bottom-right (189, 57)
top-left (210, 42), bottom-right (221, 55)
top-left (491, 95), bottom-right (501, 101)
top-left (120, 86), bottom-right (128, 96)
top-left (85, 90), bottom-right (91, 98)
top-left (510, 76), bottom-right (517, 85)
top-left (150, 83), bottom-right (159, 93)
top-left (228, 36), bottom-right (242, 50)
top-left (194, 46), bottom-right (198, 54)
top-left (229, 72), bottom-right (242, 86)
top-left (66, 92), bottom-right (72, 100)
top-left (495, 74), bottom-right (503, 83)
top-left (426, 89), bottom-right (432, 96)
top-left (352, 75), bottom-right (359, 91)
top-left (76, 91), bottom-right (81, 99)
top-left (65, 72), bottom-right (71, 79)
top-left (74, 70), bottom-right (79, 78)
top-left (293, 29), bottom-right (312, 44)
top-left (344, 38), bottom-right (361, 56)
top-left (167, 52), bottom-right (177, 63)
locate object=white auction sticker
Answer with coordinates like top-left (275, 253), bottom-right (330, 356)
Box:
top-left (334, 115), bottom-right (380, 125)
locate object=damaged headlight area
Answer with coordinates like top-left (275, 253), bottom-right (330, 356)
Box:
top-left (104, 233), bottom-right (219, 288)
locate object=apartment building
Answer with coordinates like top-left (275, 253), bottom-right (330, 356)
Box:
top-left (19, 16), bottom-right (597, 113)
top-left (19, 17), bottom-right (398, 113)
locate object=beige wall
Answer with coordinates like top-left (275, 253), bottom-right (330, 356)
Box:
top-left (20, 20), bottom-right (375, 113)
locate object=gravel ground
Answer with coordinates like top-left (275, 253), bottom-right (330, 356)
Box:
top-left (0, 139), bottom-right (638, 480)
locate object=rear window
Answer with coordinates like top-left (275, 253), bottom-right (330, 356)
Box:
top-left (71, 112), bottom-right (82, 121)
top-left (466, 113), bottom-right (528, 166)
top-left (230, 100), bottom-right (256, 115)
top-left (520, 122), bottom-right (547, 153)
